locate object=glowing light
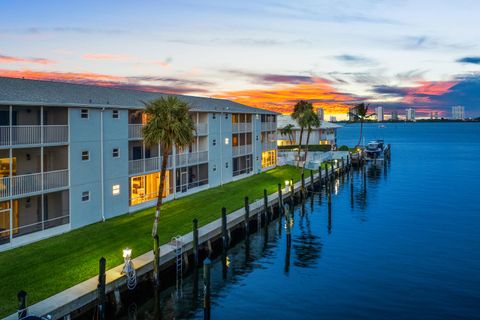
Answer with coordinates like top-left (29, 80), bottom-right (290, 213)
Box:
top-left (123, 248), bottom-right (132, 259)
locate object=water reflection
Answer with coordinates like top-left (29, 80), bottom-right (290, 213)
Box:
top-left (293, 199), bottom-right (323, 268)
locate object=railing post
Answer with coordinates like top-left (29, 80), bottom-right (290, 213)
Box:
top-left (310, 169), bottom-right (314, 191)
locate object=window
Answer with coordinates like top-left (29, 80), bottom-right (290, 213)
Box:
top-left (225, 162), bottom-right (229, 168)
top-left (213, 139), bottom-right (216, 146)
top-left (225, 114), bottom-right (228, 119)
top-left (212, 113), bottom-right (216, 119)
top-left (81, 109), bottom-right (89, 119)
top-left (113, 148), bottom-right (120, 158)
top-left (112, 109), bottom-right (119, 118)
top-left (225, 138), bottom-right (229, 145)
top-left (213, 165), bottom-right (216, 172)
top-left (82, 191), bottom-right (90, 202)
top-left (112, 184), bottom-right (120, 195)
top-left (81, 151), bottom-right (89, 161)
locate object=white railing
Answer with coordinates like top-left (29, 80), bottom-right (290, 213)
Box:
top-left (195, 123), bottom-right (208, 136)
top-left (43, 125), bottom-right (68, 144)
top-left (128, 156), bottom-right (173, 175)
top-left (128, 124), bottom-right (143, 139)
top-left (233, 144), bottom-right (253, 157)
top-left (262, 141), bottom-right (277, 151)
top-left (261, 122), bottom-right (276, 131)
top-left (232, 122), bottom-right (253, 133)
top-left (0, 125), bottom-right (68, 146)
top-left (0, 169), bottom-right (69, 199)
top-left (176, 151), bottom-right (209, 168)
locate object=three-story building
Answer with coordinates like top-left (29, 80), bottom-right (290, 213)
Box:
top-left (0, 77), bottom-right (277, 250)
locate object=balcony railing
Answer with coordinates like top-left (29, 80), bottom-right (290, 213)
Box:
top-left (128, 124), bottom-right (143, 139)
top-left (176, 150), bottom-right (209, 167)
top-left (195, 123), bottom-right (208, 136)
top-left (233, 144), bottom-right (253, 157)
top-left (128, 156), bottom-right (173, 176)
top-left (262, 141), bottom-right (277, 151)
top-left (232, 122), bottom-right (252, 133)
top-left (0, 169), bottom-right (69, 200)
top-left (0, 125), bottom-right (68, 146)
top-left (261, 122), bottom-right (276, 131)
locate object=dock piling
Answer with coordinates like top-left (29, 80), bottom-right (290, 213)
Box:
top-left (263, 189), bottom-right (270, 224)
top-left (193, 219), bottom-right (199, 267)
top-left (17, 290), bottom-right (27, 319)
top-left (97, 257), bottom-right (106, 320)
top-left (153, 234), bottom-right (160, 286)
top-left (310, 170), bottom-right (314, 191)
top-left (203, 258), bottom-right (211, 320)
top-left (221, 207), bottom-right (228, 249)
top-left (277, 183), bottom-right (283, 213)
top-left (244, 196), bottom-right (250, 235)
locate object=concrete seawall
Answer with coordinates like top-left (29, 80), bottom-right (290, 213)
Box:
top-left (5, 165), bottom-right (348, 320)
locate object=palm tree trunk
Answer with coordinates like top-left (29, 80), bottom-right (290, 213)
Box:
top-left (296, 127), bottom-right (304, 167)
top-left (356, 120), bottom-right (364, 147)
top-left (302, 128), bottom-right (312, 173)
top-left (152, 148), bottom-right (169, 237)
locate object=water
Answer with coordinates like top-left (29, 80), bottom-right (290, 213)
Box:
top-left (114, 122), bottom-right (480, 319)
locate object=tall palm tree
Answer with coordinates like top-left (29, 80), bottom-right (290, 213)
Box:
top-left (291, 100), bottom-right (314, 167)
top-left (142, 96), bottom-right (196, 237)
top-left (349, 103), bottom-right (373, 148)
top-left (302, 109), bottom-right (321, 172)
top-left (279, 124), bottom-right (295, 145)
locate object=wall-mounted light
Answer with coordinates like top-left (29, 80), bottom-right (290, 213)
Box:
top-left (112, 184), bottom-right (120, 195)
top-left (225, 138), bottom-right (229, 145)
top-left (285, 180), bottom-right (290, 192)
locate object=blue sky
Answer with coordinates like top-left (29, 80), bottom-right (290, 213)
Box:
top-left (1, 0), bottom-right (479, 118)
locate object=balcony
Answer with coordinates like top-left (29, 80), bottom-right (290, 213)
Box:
top-left (0, 125), bottom-right (69, 147)
top-left (195, 123), bottom-right (208, 136)
top-left (261, 122), bottom-right (276, 131)
top-left (262, 141), bottom-right (277, 151)
top-left (233, 144), bottom-right (253, 157)
top-left (128, 156), bottom-right (173, 176)
top-left (0, 169), bottom-right (69, 200)
top-left (232, 123), bottom-right (252, 133)
top-left (128, 124), bottom-right (143, 140)
top-left (176, 150), bottom-right (209, 168)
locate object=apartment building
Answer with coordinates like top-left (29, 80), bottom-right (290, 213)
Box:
top-left (276, 115), bottom-right (341, 147)
top-left (0, 77), bottom-right (277, 250)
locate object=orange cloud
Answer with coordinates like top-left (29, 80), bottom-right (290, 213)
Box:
top-left (0, 54), bottom-right (55, 65)
top-left (0, 69), bottom-right (124, 83)
top-left (216, 78), bottom-right (357, 115)
top-left (83, 53), bottom-right (132, 61)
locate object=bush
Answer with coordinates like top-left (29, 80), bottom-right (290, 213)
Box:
top-left (338, 145), bottom-right (349, 151)
top-left (278, 144), bottom-right (332, 152)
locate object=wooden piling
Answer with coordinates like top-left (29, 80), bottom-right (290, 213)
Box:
top-left (97, 257), bottom-right (106, 320)
top-left (263, 189), bottom-right (270, 224)
top-left (301, 173), bottom-right (306, 198)
top-left (244, 196), bottom-right (250, 234)
top-left (221, 207), bottom-right (228, 249)
top-left (290, 178), bottom-right (295, 204)
top-left (193, 219), bottom-right (199, 267)
top-left (310, 169), bottom-right (314, 191)
top-left (277, 183), bottom-right (283, 213)
top-left (17, 290), bottom-right (27, 319)
top-left (203, 258), bottom-right (211, 320)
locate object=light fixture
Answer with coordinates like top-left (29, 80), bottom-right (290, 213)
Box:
top-left (285, 180), bottom-right (290, 192)
top-left (123, 248), bottom-right (132, 260)
top-left (225, 137), bottom-right (229, 145)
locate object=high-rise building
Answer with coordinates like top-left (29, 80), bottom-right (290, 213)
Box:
top-left (330, 116), bottom-right (337, 122)
top-left (0, 77), bottom-right (278, 250)
top-left (316, 108), bottom-right (324, 121)
top-left (348, 107), bottom-right (358, 121)
top-left (406, 108), bottom-right (416, 121)
top-left (434, 112), bottom-right (439, 119)
top-left (391, 111), bottom-right (399, 121)
top-left (452, 106), bottom-right (465, 120)
top-left (375, 107), bottom-right (384, 122)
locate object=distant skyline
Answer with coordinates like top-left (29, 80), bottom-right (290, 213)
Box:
top-left (1, 0), bottom-right (480, 119)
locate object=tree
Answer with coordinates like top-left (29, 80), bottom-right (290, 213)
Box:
top-left (291, 100), bottom-right (314, 167)
top-left (349, 103), bottom-right (373, 148)
top-left (142, 96), bottom-right (196, 237)
top-left (302, 109), bottom-right (321, 172)
top-left (279, 124), bottom-right (295, 145)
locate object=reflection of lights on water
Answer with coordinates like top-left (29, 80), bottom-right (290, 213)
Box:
top-left (334, 179), bottom-right (340, 195)
top-left (284, 218), bottom-right (295, 229)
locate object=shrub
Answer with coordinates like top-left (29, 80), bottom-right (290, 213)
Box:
top-left (338, 145), bottom-right (349, 151)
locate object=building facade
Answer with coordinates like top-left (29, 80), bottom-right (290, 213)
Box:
top-left (375, 107), bottom-right (384, 122)
top-left (391, 111), bottom-right (399, 121)
top-left (276, 115), bottom-right (341, 147)
top-left (406, 108), bottom-right (416, 121)
top-left (452, 106), bottom-right (465, 120)
top-left (0, 77), bottom-right (277, 250)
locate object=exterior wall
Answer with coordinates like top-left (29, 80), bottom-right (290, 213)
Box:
top-left (207, 112), bottom-right (233, 187)
top-left (253, 114), bottom-right (262, 174)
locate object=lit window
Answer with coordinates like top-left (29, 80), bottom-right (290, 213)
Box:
top-left (112, 110), bottom-right (119, 119)
top-left (82, 191), bottom-right (90, 202)
top-left (81, 151), bottom-right (89, 161)
top-left (225, 138), bottom-right (229, 145)
top-left (113, 148), bottom-right (120, 158)
top-left (112, 184), bottom-right (120, 195)
top-left (81, 109), bottom-right (89, 119)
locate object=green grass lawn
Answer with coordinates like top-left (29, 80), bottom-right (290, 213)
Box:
top-left (0, 165), bottom-right (314, 317)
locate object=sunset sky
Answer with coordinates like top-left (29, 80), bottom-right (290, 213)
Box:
top-left (1, 0), bottom-right (480, 119)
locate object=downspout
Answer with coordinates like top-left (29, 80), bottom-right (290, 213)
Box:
top-left (100, 108), bottom-right (105, 222)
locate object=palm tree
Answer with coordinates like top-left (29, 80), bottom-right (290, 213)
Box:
top-left (302, 109), bottom-right (321, 172)
top-left (142, 96), bottom-right (196, 237)
top-left (291, 100), bottom-right (314, 167)
top-left (349, 103), bottom-right (373, 148)
top-left (279, 124), bottom-right (295, 146)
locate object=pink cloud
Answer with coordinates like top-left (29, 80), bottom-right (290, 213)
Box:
top-left (83, 53), bottom-right (132, 61)
top-left (0, 54), bottom-right (55, 65)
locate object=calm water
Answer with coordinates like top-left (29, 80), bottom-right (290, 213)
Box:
top-left (117, 123), bottom-right (480, 320)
